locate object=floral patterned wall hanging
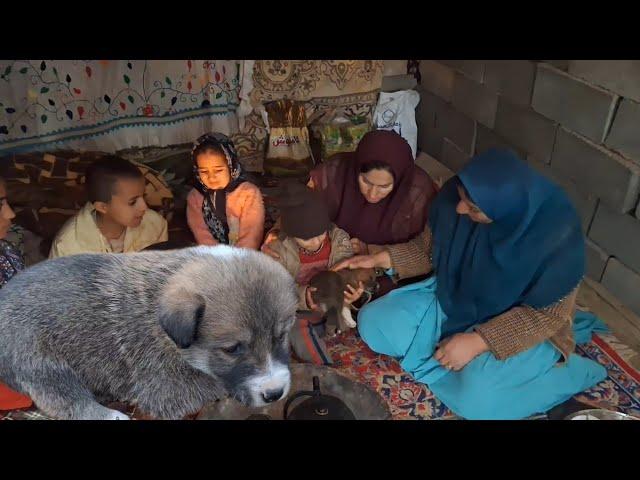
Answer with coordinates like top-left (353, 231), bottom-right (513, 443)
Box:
top-left (0, 60), bottom-right (241, 154)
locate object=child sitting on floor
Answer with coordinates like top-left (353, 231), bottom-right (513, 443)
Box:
top-left (264, 183), bottom-right (364, 365)
top-left (49, 156), bottom-right (168, 258)
top-left (187, 133), bottom-right (264, 250)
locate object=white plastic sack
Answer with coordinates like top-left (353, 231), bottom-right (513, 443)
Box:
top-left (372, 89), bottom-right (420, 159)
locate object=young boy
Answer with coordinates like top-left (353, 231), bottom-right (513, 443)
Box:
top-left (49, 156), bottom-right (168, 258)
top-left (265, 184), bottom-right (364, 365)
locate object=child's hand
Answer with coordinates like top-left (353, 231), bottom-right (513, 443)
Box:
top-left (344, 281), bottom-right (364, 305)
top-left (350, 238), bottom-right (369, 255)
top-left (260, 230), bottom-right (280, 259)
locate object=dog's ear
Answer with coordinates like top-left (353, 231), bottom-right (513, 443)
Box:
top-left (159, 289), bottom-right (206, 349)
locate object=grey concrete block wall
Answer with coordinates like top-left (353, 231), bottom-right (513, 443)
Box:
top-left (416, 59), bottom-right (640, 321)
top-left (439, 60), bottom-right (485, 82)
top-left (527, 158), bottom-right (598, 232)
top-left (417, 86), bottom-right (475, 155)
top-left (569, 61), bottom-right (640, 104)
top-left (551, 128), bottom-right (640, 213)
top-left (484, 60), bottom-right (537, 106)
top-left (601, 258), bottom-right (640, 316)
top-left (544, 60), bottom-right (569, 71)
top-left (494, 97), bottom-right (558, 163)
top-left (474, 124), bottom-right (526, 159)
top-left (588, 202), bottom-right (640, 275)
top-left (416, 89), bottom-right (444, 159)
top-left (419, 61), bottom-right (456, 102)
top-left (531, 64), bottom-right (617, 143)
top-left (452, 73), bottom-right (498, 128)
top-left (605, 98), bottom-right (640, 164)
top-left (585, 238), bottom-right (610, 282)
top-left (441, 138), bottom-right (471, 172)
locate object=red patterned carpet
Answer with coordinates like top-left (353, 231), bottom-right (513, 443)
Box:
top-left (325, 329), bottom-right (640, 420)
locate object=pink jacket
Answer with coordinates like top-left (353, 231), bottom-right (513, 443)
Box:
top-left (186, 182), bottom-right (265, 250)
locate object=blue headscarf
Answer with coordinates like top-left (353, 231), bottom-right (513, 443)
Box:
top-left (429, 149), bottom-right (585, 337)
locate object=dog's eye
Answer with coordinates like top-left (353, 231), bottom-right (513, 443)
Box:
top-left (277, 332), bottom-right (287, 342)
top-left (223, 343), bottom-right (244, 355)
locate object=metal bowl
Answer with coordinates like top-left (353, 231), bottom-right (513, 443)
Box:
top-left (196, 363), bottom-right (390, 420)
top-left (565, 409), bottom-right (639, 420)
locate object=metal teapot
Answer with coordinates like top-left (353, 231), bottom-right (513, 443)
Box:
top-left (283, 376), bottom-right (355, 420)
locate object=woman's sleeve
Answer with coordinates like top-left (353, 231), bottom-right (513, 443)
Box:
top-left (384, 226), bottom-right (434, 279)
top-left (474, 287), bottom-right (579, 360)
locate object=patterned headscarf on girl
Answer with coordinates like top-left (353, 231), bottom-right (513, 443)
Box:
top-left (191, 132), bottom-right (245, 244)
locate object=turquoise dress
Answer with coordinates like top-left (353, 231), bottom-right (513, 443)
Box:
top-left (358, 276), bottom-right (607, 420)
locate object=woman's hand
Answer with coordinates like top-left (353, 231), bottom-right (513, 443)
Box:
top-left (343, 281), bottom-right (364, 305)
top-left (350, 238), bottom-right (369, 255)
top-left (331, 250), bottom-right (392, 272)
top-left (260, 230), bottom-right (280, 259)
top-left (434, 332), bottom-right (489, 371)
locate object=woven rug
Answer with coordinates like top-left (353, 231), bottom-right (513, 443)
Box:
top-left (324, 329), bottom-right (640, 420)
top-left (2, 328), bottom-right (638, 420)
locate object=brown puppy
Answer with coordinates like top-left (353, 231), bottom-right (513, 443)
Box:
top-left (308, 267), bottom-right (378, 336)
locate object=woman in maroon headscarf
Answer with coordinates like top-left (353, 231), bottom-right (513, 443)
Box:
top-left (264, 130), bottom-right (437, 295)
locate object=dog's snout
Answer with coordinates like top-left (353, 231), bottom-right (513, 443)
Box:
top-left (262, 388), bottom-right (284, 403)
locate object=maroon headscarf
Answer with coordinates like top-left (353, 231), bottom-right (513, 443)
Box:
top-left (319, 130), bottom-right (425, 245)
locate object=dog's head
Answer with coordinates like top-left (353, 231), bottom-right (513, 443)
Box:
top-left (158, 246), bottom-right (298, 407)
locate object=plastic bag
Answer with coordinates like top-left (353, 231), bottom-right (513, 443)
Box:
top-left (372, 90), bottom-right (420, 158)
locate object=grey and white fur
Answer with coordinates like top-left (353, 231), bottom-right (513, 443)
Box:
top-left (0, 245), bottom-right (298, 420)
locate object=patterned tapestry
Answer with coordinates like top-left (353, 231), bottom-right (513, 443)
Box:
top-left (0, 60), bottom-right (241, 154)
top-left (232, 60), bottom-right (385, 172)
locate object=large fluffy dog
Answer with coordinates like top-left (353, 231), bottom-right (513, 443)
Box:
top-left (0, 246), bottom-right (298, 420)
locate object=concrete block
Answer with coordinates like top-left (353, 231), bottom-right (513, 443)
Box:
top-left (569, 60), bottom-right (640, 103)
top-left (484, 60), bottom-right (537, 106)
top-left (381, 74), bottom-right (417, 92)
top-left (605, 98), bottom-right (640, 165)
top-left (601, 258), bottom-right (640, 317)
top-left (416, 89), bottom-right (445, 160)
top-left (439, 60), bottom-right (485, 82)
top-left (452, 73), bottom-right (498, 128)
top-left (416, 88), bottom-right (475, 155)
top-left (474, 123), bottom-right (526, 159)
top-left (544, 60), bottom-right (569, 71)
top-left (551, 128), bottom-right (640, 213)
top-left (419, 60), bottom-right (456, 101)
top-left (588, 201), bottom-right (640, 274)
top-left (494, 98), bottom-right (558, 163)
top-left (527, 157), bottom-right (598, 233)
top-left (532, 64), bottom-right (617, 142)
top-left (441, 138), bottom-right (471, 172)
top-left (415, 151), bottom-right (455, 188)
top-left (585, 238), bottom-right (610, 282)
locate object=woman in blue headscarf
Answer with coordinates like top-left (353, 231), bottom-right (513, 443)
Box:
top-left (333, 149), bottom-right (607, 419)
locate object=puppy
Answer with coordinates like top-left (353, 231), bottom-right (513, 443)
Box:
top-left (308, 267), bottom-right (378, 336)
top-left (0, 246), bottom-right (298, 420)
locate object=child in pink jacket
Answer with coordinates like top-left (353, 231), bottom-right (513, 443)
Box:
top-left (187, 133), bottom-right (265, 250)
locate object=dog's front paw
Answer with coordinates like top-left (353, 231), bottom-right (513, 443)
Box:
top-left (341, 307), bottom-right (357, 329)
